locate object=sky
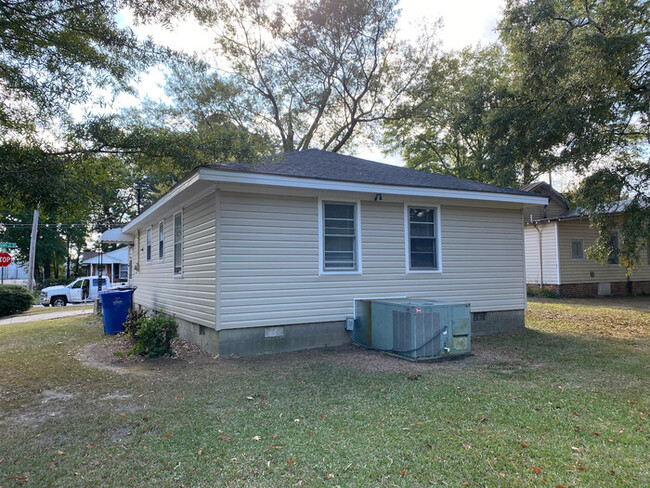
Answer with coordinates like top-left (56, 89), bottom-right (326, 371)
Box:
top-left (113, 0), bottom-right (578, 190)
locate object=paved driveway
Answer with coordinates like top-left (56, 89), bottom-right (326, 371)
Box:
top-left (0, 307), bottom-right (93, 326)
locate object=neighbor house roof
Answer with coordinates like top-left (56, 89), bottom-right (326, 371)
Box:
top-left (528, 199), bottom-right (638, 224)
top-left (120, 149), bottom-right (548, 234)
top-left (521, 181), bottom-right (568, 208)
top-left (208, 149), bottom-right (536, 197)
top-left (82, 246), bottom-right (128, 265)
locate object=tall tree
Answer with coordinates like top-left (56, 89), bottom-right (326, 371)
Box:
top-left (499, 0), bottom-right (650, 269)
top-left (153, 0), bottom-right (436, 153)
top-left (387, 0), bottom-right (649, 269)
top-left (384, 46), bottom-right (519, 186)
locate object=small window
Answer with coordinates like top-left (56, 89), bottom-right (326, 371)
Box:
top-left (408, 207), bottom-right (438, 270)
top-left (70, 280), bottom-right (82, 289)
top-left (173, 212), bottom-right (183, 275)
top-left (608, 232), bottom-right (619, 265)
top-left (158, 221), bottom-right (164, 261)
top-left (571, 239), bottom-right (584, 259)
top-left (146, 228), bottom-right (152, 262)
top-left (119, 264), bottom-right (128, 281)
top-left (322, 201), bottom-right (357, 271)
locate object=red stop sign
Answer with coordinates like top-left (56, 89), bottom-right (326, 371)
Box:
top-left (0, 252), bottom-right (11, 267)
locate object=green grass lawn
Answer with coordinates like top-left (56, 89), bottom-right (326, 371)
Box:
top-left (0, 302), bottom-right (647, 487)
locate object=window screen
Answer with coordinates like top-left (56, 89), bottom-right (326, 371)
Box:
top-left (146, 228), bottom-right (152, 262)
top-left (608, 232), bottom-right (619, 265)
top-left (158, 221), bottom-right (164, 260)
top-left (571, 239), bottom-right (584, 259)
top-left (323, 202), bottom-right (356, 270)
top-left (173, 212), bottom-right (183, 275)
top-left (408, 207), bottom-right (437, 270)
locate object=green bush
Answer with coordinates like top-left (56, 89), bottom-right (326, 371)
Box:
top-left (130, 312), bottom-right (178, 358)
top-left (0, 285), bottom-right (35, 317)
top-left (122, 309), bottom-right (147, 339)
top-left (539, 289), bottom-right (559, 299)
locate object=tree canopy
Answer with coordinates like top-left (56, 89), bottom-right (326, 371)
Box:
top-left (386, 0), bottom-right (650, 269)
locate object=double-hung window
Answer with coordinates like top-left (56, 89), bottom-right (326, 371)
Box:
top-left (407, 206), bottom-right (439, 271)
top-left (322, 201), bottom-right (358, 271)
top-left (608, 231), bottom-right (619, 265)
top-left (571, 239), bottom-right (584, 260)
top-left (146, 228), bottom-right (152, 262)
top-left (158, 221), bottom-right (164, 261)
top-left (173, 212), bottom-right (183, 275)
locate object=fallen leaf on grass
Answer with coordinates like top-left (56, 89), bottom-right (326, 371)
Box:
top-left (252, 435), bottom-right (261, 441)
top-left (521, 441), bottom-right (528, 448)
top-left (531, 466), bottom-right (543, 474)
top-left (272, 433), bottom-right (279, 439)
top-left (462, 443), bottom-right (471, 450)
top-left (165, 433), bottom-right (174, 438)
top-left (556, 485), bottom-right (566, 488)
top-left (219, 435), bottom-right (233, 442)
top-left (610, 470), bottom-right (616, 475)
top-left (198, 449), bottom-right (203, 455)
top-left (56, 450), bottom-right (64, 456)
top-left (323, 473), bottom-right (334, 480)
top-left (287, 460), bottom-right (295, 466)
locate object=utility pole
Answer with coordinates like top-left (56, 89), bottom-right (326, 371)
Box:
top-left (27, 209), bottom-right (39, 292)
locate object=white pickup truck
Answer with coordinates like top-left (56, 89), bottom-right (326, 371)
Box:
top-left (40, 276), bottom-right (114, 307)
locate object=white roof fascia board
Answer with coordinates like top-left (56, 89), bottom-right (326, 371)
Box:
top-left (123, 172), bottom-right (201, 233)
top-left (199, 168), bottom-right (547, 206)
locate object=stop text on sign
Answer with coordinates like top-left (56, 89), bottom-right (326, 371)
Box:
top-left (0, 253), bottom-right (11, 267)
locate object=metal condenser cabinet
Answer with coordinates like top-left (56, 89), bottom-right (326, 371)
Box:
top-left (353, 299), bottom-right (471, 361)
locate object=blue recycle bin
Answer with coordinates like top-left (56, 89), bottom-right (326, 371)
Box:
top-left (99, 289), bottom-right (134, 335)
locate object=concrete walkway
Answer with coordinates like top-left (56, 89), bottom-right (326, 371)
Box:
top-left (0, 308), bottom-right (93, 326)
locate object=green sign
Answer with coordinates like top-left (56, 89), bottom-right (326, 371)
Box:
top-left (0, 242), bottom-right (16, 249)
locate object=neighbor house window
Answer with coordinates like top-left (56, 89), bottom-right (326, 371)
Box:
top-left (173, 212), bottom-right (183, 275)
top-left (608, 232), bottom-right (619, 265)
top-left (146, 228), bottom-right (152, 262)
top-left (119, 264), bottom-right (128, 281)
top-left (571, 239), bottom-right (584, 260)
top-left (407, 207), bottom-right (439, 270)
top-left (322, 201), bottom-right (358, 271)
top-left (158, 221), bottom-right (164, 261)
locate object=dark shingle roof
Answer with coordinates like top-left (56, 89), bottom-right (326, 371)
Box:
top-left (204, 149), bottom-right (536, 197)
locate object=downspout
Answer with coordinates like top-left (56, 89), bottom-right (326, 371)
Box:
top-left (532, 221), bottom-right (544, 287)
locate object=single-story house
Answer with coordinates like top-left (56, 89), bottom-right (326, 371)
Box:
top-left (522, 181), bottom-right (650, 297)
top-left (82, 246), bottom-right (128, 283)
top-left (103, 149), bottom-right (546, 356)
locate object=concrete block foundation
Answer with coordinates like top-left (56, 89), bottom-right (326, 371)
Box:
top-left (471, 309), bottom-right (525, 336)
top-left (137, 304), bottom-right (526, 355)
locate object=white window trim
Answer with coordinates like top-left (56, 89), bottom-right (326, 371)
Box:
top-left (158, 220), bottom-right (165, 262)
top-left (146, 227), bottom-right (152, 263)
top-left (318, 197), bottom-right (362, 275)
top-left (173, 211), bottom-right (183, 277)
top-left (570, 238), bottom-right (585, 260)
top-left (404, 203), bottom-right (442, 274)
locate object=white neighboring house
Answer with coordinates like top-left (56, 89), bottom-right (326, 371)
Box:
top-left (82, 247), bottom-right (129, 284)
top-left (103, 149), bottom-right (547, 356)
top-left (522, 181), bottom-right (650, 297)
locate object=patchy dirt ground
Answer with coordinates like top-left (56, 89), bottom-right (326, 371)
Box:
top-left (77, 334), bottom-right (530, 378)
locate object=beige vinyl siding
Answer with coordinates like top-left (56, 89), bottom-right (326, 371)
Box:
top-left (547, 199), bottom-right (567, 219)
top-left (558, 220), bottom-right (650, 284)
top-left (524, 198), bottom-right (566, 223)
top-left (219, 191), bottom-right (526, 330)
top-left (524, 222), bottom-right (560, 284)
top-left (132, 194), bottom-right (216, 327)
